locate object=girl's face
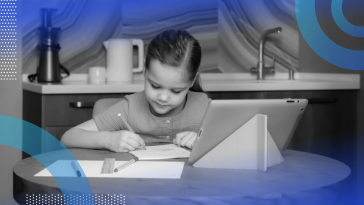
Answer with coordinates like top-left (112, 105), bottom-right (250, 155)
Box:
top-left (144, 59), bottom-right (193, 117)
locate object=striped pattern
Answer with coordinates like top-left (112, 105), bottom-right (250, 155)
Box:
top-left (22, 0), bottom-right (298, 75)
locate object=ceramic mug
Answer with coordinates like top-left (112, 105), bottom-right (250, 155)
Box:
top-left (88, 66), bottom-right (106, 84)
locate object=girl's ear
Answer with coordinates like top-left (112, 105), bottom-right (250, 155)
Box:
top-left (143, 58), bottom-right (146, 76)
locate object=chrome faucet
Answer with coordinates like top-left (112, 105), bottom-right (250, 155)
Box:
top-left (251, 27), bottom-right (282, 80)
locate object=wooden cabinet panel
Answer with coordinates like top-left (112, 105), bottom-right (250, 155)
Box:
top-left (43, 93), bottom-right (130, 127)
top-left (264, 91), bottom-right (357, 171)
top-left (22, 91), bottom-right (132, 158)
top-left (45, 126), bottom-right (73, 141)
top-left (207, 91), bottom-right (264, 100)
top-left (42, 126), bottom-right (73, 153)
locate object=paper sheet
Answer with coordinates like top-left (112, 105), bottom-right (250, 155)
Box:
top-left (130, 144), bottom-right (191, 160)
top-left (34, 160), bottom-right (185, 179)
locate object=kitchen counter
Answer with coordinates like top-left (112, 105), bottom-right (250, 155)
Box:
top-left (22, 73), bottom-right (360, 94)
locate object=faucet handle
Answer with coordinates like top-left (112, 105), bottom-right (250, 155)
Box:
top-left (271, 55), bottom-right (276, 68)
top-left (263, 66), bottom-right (275, 74)
top-left (250, 67), bottom-right (258, 73)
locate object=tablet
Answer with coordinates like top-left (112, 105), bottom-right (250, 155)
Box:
top-left (188, 99), bottom-right (308, 165)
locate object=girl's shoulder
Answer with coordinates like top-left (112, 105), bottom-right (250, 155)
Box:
top-left (187, 91), bottom-right (212, 108)
top-left (124, 91), bottom-right (146, 102)
top-left (123, 91), bottom-right (148, 110)
top-left (188, 91), bottom-right (211, 102)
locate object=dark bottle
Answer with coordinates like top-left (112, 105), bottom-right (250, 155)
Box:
top-left (28, 8), bottom-right (69, 83)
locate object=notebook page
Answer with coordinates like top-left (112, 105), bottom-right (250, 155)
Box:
top-left (130, 144), bottom-right (190, 160)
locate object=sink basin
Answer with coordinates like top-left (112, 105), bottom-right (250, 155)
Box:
top-left (200, 72), bottom-right (359, 83)
top-left (252, 80), bottom-right (297, 83)
top-left (198, 72), bottom-right (360, 91)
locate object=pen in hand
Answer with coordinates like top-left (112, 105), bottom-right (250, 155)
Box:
top-left (71, 161), bottom-right (82, 177)
top-left (117, 113), bottom-right (146, 150)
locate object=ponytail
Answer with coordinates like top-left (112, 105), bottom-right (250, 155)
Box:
top-left (189, 74), bottom-right (205, 93)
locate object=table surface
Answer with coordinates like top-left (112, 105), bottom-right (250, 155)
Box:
top-left (13, 148), bottom-right (351, 205)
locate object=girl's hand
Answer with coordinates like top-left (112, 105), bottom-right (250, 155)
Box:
top-left (173, 131), bottom-right (197, 149)
top-left (104, 130), bottom-right (145, 152)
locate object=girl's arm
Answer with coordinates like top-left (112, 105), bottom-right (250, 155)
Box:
top-left (60, 119), bottom-right (145, 152)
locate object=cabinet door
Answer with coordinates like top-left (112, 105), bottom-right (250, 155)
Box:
top-left (264, 91), bottom-right (357, 170)
top-left (207, 91), bottom-right (264, 100)
top-left (42, 126), bottom-right (73, 153)
top-left (43, 93), bottom-right (129, 127)
top-left (22, 91), bottom-right (131, 158)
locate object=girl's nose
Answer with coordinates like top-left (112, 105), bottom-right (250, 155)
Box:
top-left (158, 93), bottom-right (169, 102)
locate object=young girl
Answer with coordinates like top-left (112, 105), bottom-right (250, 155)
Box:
top-left (61, 29), bottom-right (211, 152)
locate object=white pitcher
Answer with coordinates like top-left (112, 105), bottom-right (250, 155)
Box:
top-left (103, 39), bottom-right (144, 82)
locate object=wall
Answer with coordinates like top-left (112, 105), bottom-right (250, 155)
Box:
top-left (219, 0), bottom-right (299, 73)
top-left (21, 0), bottom-right (298, 75)
top-left (0, 0), bottom-right (22, 204)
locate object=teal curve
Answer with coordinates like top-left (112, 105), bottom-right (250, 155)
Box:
top-left (0, 115), bottom-right (95, 205)
top-left (296, 0), bottom-right (364, 70)
top-left (331, 0), bottom-right (364, 37)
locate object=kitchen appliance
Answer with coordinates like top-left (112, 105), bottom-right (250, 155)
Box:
top-left (103, 39), bottom-right (144, 82)
top-left (28, 8), bottom-right (69, 83)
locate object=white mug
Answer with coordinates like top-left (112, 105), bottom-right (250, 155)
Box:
top-left (88, 66), bottom-right (106, 84)
top-left (103, 39), bottom-right (144, 82)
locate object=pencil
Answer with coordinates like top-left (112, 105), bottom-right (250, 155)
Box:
top-left (71, 161), bottom-right (82, 177)
top-left (114, 157), bottom-right (139, 172)
top-left (117, 113), bottom-right (146, 150)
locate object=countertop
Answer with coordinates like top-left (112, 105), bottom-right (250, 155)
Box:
top-left (22, 73), bottom-right (360, 94)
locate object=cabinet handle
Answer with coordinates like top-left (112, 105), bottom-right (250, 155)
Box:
top-left (307, 98), bottom-right (337, 104)
top-left (69, 102), bottom-right (94, 108)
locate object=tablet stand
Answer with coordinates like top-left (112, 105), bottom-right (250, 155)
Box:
top-left (193, 114), bottom-right (284, 172)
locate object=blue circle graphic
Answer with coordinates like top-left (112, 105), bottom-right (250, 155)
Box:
top-left (332, 0), bottom-right (364, 37)
top-left (296, 0), bottom-right (364, 70)
top-left (0, 115), bottom-right (95, 205)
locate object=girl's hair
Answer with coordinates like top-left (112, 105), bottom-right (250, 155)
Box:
top-left (145, 29), bottom-right (204, 93)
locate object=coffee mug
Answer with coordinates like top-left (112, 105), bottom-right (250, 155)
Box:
top-left (88, 66), bottom-right (106, 84)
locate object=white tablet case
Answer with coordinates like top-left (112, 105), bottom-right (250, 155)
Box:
top-left (193, 114), bottom-right (284, 172)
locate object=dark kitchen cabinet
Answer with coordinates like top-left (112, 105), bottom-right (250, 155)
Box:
top-left (22, 90), bottom-right (130, 158)
top-left (209, 90), bottom-right (357, 169)
top-left (264, 90), bottom-right (357, 170)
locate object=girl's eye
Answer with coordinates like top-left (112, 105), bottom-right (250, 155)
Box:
top-left (151, 84), bottom-right (160, 89)
top-left (172, 90), bottom-right (182, 94)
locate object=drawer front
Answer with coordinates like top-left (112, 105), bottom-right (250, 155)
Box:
top-left (43, 93), bottom-right (129, 126)
top-left (45, 126), bottom-right (73, 141)
top-left (42, 126), bottom-right (73, 153)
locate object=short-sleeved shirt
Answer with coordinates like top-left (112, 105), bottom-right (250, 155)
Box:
top-left (93, 91), bottom-right (211, 144)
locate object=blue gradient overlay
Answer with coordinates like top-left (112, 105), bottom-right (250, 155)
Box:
top-left (0, 115), bottom-right (95, 205)
top-left (296, 0), bottom-right (364, 70)
top-left (331, 0), bottom-right (364, 37)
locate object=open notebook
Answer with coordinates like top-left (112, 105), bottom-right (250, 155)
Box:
top-left (130, 144), bottom-right (190, 160)
top-left (34, 144), bottom-right (190, 179)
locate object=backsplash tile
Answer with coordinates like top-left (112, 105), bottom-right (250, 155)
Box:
top-left (219, 0), bottom-right (299, 73)
top-left (22, 0), bottom-right (298, 75)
